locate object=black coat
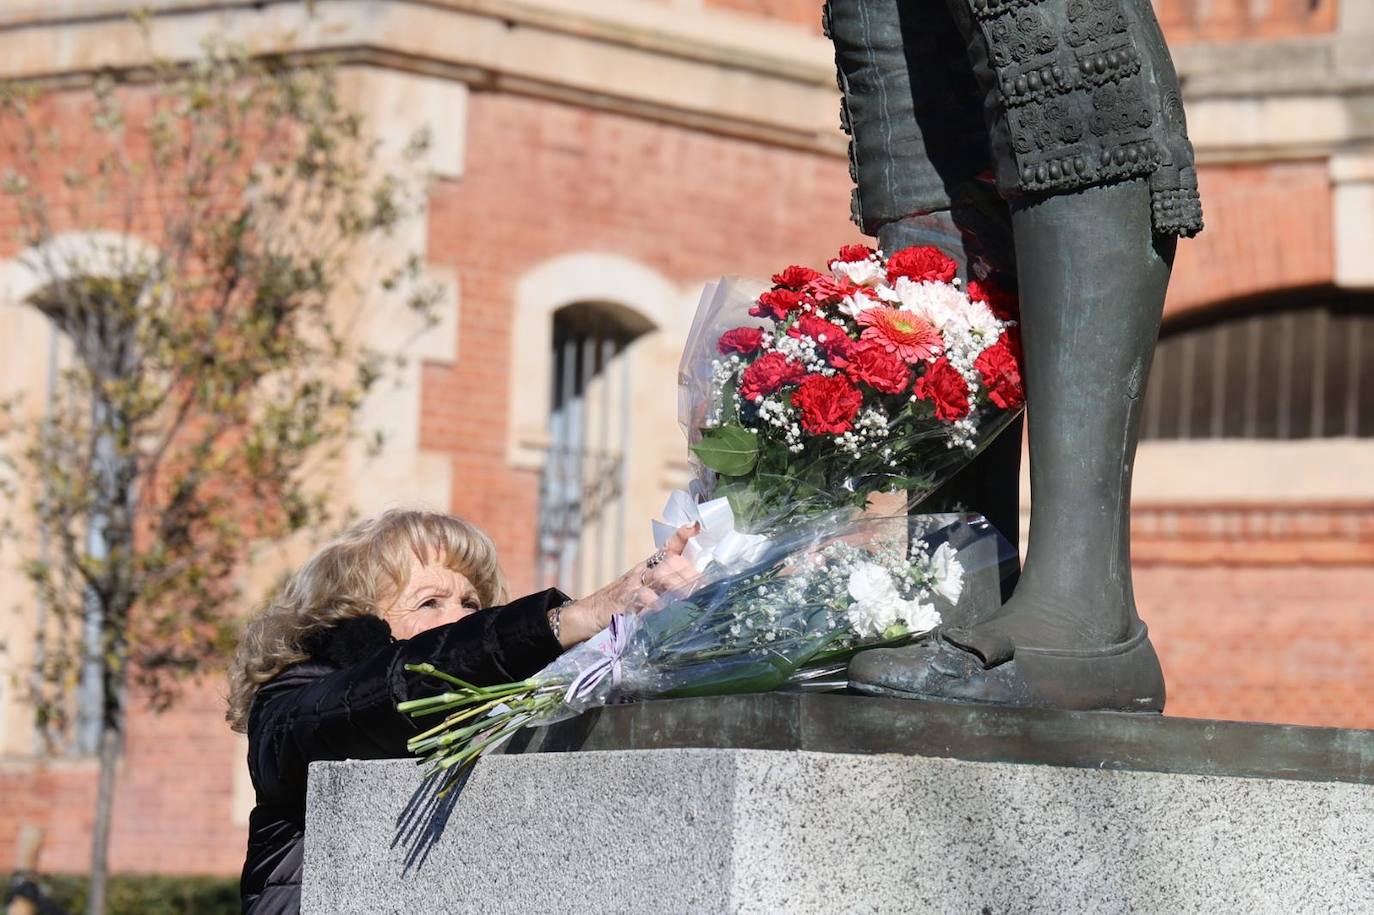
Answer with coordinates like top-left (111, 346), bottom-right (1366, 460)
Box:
top-left (239, 589), bottom-right (567, 915)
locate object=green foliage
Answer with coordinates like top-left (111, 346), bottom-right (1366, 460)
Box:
top-left (0, 37), bottom-right (437, 730)
top-left (690, 424), bottom-right (759, 477)
top-left (6, 872), bottom-right (239, 915)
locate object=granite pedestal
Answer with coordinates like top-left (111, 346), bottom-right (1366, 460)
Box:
top-left (303, 695), bottom-right (1374, 914)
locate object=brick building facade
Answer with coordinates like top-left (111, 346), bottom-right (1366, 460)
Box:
top-left (0, 0), bottom-right (1370, 879)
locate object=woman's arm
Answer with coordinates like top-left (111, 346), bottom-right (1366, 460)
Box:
top-left (250, 525), bottom-right (700, 803)
top-left (249, 589), bottom-right (566, 801)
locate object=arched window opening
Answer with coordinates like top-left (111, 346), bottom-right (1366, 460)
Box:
top-left (537, 302), bottom-right (654, 595)
top-left (1142, 292), bottom-right (1374, 441)
top-left (0, 232), bottom-right (162, 759)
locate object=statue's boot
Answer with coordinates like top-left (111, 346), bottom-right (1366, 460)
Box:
top-left (851, 178), bottom-right (1173, 713)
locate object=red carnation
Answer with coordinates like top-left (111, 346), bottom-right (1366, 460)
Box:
top-left (717, 326), bottom-right (765, 356)
top-left (772, 265), bottom-right (824, 290)
top-left (914, 357), bottom-right (971, 422)
top-left (750, 288), bottom-right (810, 320)
top-left (974, 335), bottom-right (1024, 410)
top-left (886, 245), bottom-right (958, 284)
top-left (740, 351), bottom-right (806, 401)
top-left (967, 277), bottom-right (1019, 321)
top-left (802, 274), bottom-right (858, 305)
top-left (792, 374), bottom-right (864, 435)
top-left (828, 243), bottom-right (876, 267)
top-left (788, 314), bottom-right (855, 361)
top-left (843, 343), bottom-right (910, 395)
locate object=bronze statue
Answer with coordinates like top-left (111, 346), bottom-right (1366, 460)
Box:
top-left (832, 0), bottom-right (1202, 711)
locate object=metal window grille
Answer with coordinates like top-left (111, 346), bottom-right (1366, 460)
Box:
top-left (1141, 295), bottom-right (1374, 441)
top-left (537, 303), bottom-right (650, 596)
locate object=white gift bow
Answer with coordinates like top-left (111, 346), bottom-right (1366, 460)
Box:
top-left (651, 489), bottom-right (770, 572)
top-left (564, 613), bottom-right (631, 705)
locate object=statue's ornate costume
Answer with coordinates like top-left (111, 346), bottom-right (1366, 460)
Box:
top-left (827, 0), bottom-right (1202, 241)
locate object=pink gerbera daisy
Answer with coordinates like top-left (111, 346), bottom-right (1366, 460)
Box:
top-left (856, 307), bottom-right (943, 363)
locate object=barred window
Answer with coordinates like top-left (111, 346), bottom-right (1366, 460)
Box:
top-left (537, 302), bottom-right (653, 595)
top-left (1142, 293), bottom-right (1374, 441)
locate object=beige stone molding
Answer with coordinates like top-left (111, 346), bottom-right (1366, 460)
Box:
top-left (1331, 150), bottom-right (1374, 289)
top-left (0, 0), bottom-right (843, 155)
top-left (333, 65), bottom-right (463, 517)
top-left (1180, 67), bottom-right (1374, 163)
top-left (7, 0), bottom-right (1372, 163)
top-left (1012, 438), bottom-right (1374, 556)
top-left (1169, 6), bottom-right (1374, 163)
top-left (1131, 439), bottom-right (1374, 503)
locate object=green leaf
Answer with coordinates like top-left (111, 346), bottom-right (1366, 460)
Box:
top-left (692, 424), bottom-right (760, 476)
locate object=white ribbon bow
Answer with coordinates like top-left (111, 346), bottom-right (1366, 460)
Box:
top-left (651, 489), bottom-right (770, 572)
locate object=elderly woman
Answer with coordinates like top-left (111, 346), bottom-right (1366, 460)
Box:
top-left (227, 509), bottom-right (697, 915)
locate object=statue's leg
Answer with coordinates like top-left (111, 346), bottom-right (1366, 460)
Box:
top-left (849, 0), bottom-right (1201, 710)
top-left (997, 180), bottom-right (1172, 648)
top-left (827, 0), bottom-right (1023, 578)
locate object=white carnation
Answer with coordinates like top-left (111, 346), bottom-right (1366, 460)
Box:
top-left (837, 292), bottom-right (876, 319)
top-left (848, 561), bottom-right (900, 608)
top-left (845, 562), bottom-right (942, 638)
top-left (963, 299), bottom-right (1002, 340)
top-left (846, 562), bottom-right (903, 638)
top-left (893, 277), bottom-right (971, 331)
top-left (832, 259), bottom-right (885, 287)
top-left (904, 599), bottom-right (942, 634)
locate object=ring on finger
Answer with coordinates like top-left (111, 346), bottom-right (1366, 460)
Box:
top-left (640, 550), bottom-right (667, 584)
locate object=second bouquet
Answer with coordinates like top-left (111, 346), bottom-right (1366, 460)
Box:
top-left (401, 512), bottom-right (1013, 773)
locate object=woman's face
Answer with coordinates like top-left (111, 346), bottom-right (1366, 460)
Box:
top-left (381, 553), bottom-right (483, 640)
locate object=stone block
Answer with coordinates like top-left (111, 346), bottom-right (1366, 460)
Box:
top-left (304, 696), bottom-right (1374, 914)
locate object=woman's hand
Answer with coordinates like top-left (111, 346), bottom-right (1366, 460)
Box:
top-left (554, 524), bottom-right (700, 648)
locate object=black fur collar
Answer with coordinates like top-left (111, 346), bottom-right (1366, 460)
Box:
top-left (301, 615), bottom-right (395, 668)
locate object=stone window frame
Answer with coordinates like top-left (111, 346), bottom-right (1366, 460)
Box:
top-left (507, 253), bottom-right (687, 470)
top-left (508, 253), bottom-right (702, 580)
top-left (0, 230), bottom-right (163, 759)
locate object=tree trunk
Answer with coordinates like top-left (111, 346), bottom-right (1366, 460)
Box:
top-left (85, 379), bottom-right (134, 915)
top-left (88, 717), bottom-right (120, 915)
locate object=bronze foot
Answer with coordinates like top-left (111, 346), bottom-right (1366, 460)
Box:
top-left (849, 621), bottom-right (1166, 713)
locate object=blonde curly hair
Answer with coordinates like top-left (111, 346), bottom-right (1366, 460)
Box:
top-left (226, 509), bottom-right (507, 733)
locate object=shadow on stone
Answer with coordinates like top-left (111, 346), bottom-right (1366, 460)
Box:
top-left (391, 766), bottom-right (470, 875)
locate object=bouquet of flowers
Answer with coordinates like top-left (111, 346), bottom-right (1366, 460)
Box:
top-left (680, 243), bottom-right (1023, 537)
top-left (400, 245), bottom-right (1023, 775)
top-left (401, 513), bottom-right (1013, 774)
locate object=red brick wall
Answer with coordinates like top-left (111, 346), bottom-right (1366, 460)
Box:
top-left (423, 92), bottom-right (858, 593)
top-left (1166, 161), bottom-right (1335, 320)
top-left (1141, 562), bottom-right (1374, 728)
top-left (1134, 503), bottom-right (1374, 567)
top-left (0, 680), bottom-right (245, 877)
top-left (1134, 503), bottom-right (1374, 727)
